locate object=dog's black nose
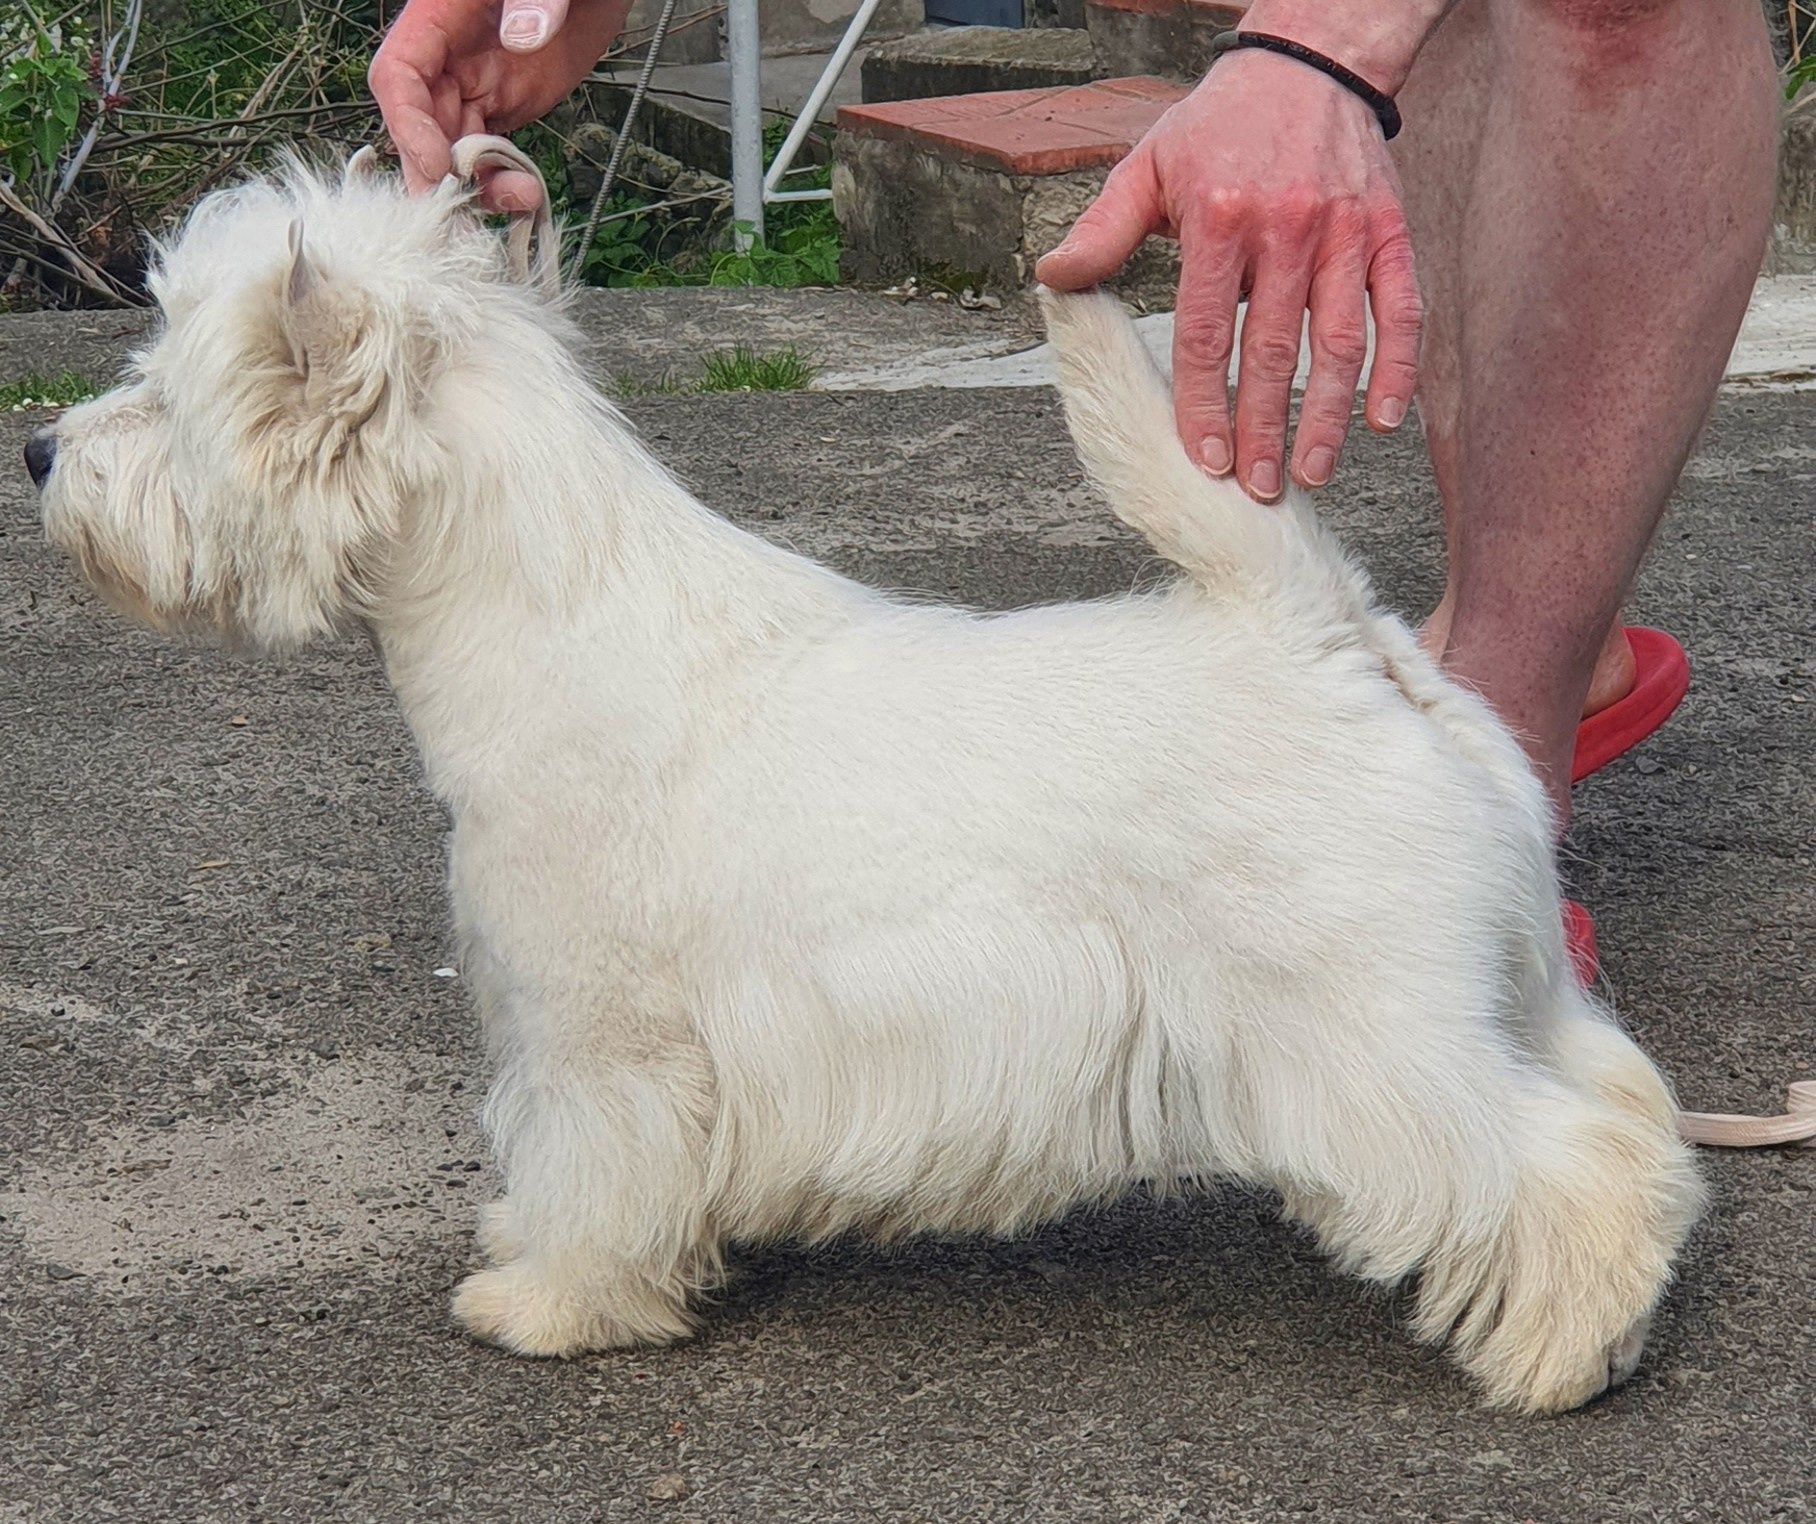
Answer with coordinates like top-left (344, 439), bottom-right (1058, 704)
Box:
top-left (23, 431), bottom-right (56, 488)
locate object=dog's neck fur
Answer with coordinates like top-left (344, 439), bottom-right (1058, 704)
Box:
top-left (370, 338), bottom-right (860, 819)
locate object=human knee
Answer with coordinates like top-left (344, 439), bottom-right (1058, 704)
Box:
top-left (1517, 0), bottom-right (1761, 45)
top-left (1520, 0), bottom-right (1683, 30)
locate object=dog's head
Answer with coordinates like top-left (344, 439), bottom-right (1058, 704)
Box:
top-left (30, 143), bottom-right (561, 648)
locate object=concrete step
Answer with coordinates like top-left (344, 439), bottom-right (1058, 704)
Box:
top-left (834, 77), bottom-right (1186, 301)
top-left (860, 25), bottom-right (1096, 104)
top-left (592, 49), bottom-right (870, 180)
top-left (1084, 0), bottom-right (1245, 84)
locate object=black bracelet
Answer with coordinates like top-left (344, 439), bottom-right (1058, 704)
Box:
top-left (1209, 30), bottom-right (1402, 142)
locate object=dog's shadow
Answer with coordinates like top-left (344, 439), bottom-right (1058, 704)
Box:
top-left (704, 1182), bottom-right (1416, 1379)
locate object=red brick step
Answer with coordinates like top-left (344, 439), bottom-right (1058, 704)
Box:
top-left (836, 77), bottom-right (1186, 178)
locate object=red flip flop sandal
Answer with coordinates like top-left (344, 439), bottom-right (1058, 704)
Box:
top-left (1561, 898), bottom-right (1599, 985)
top-left (1571, 627), bottom-right (1690, 784)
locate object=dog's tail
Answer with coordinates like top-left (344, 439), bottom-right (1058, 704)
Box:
top-left (1039, 286), bottom-right (1361, 609)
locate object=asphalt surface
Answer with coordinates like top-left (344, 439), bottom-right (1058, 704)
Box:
top-left (1, 295), bottom-right (1811, 1522)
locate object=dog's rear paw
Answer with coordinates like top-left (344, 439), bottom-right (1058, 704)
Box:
top-left (1605, 1314), bottom-right (1650, 1393)
top-left (1473, 1314), bottom-right (1655, 1415)
top-left (1416, 1090), bottom-right (1699, 1414)
top-left (475, 1200), bottom-right (523, 1265)
top-left (453, 1263), bottom-right (695, 1357)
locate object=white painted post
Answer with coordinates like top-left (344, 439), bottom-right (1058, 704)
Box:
top-left (761, 0), bottom-right (883, 203)
top-left (727, 0), bottom-right (764, 248)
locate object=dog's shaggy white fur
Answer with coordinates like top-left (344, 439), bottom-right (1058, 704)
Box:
top-left (34, 154), bottom-right (1702, 1414)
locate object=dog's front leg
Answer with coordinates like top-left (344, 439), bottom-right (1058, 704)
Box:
top-left (453, 1017), bottom-right (719, 1358)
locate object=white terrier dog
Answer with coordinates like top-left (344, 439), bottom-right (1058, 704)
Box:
top-left (32, 141), bottom-right (1701, 1414)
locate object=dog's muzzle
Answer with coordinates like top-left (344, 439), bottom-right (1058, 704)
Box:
top-left (23, 430), bottom-right (56, 488)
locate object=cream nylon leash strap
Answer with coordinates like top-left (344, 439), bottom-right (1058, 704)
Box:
top-left (447, 134), bottom-right (562, 299)
top-left (1679, 1082), bottom-right (1816, 1149)
top-left (343, 137), bottom-right (560, 298)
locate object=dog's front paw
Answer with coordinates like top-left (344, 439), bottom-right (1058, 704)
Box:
top-left (452, 1264), bottom-right (694, 1357)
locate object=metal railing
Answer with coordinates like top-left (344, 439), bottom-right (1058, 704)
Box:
top-left (726, 0), bottom-right (885, 244)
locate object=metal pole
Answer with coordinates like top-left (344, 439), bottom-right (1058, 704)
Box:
top-left (727, 0), bottom-right (764, 248)
top-left (761, 0), bottom-right (883, 201)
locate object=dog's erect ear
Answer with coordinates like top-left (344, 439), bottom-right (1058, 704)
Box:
top-left (285, 219), bottom-right (316, 311)
top-left (276, 217), bottom-right (421, 436)
top-left (343, 144), bottom-right (381, 185)
top-left (234, 216), bottom-right (422, 645)
top-left (280, 218), bottom-right (335, 383)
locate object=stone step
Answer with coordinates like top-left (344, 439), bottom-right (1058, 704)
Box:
top-left (860, 25), bottom-right (1097, 104)
top-left (833, 77), bottom-right (1186, 303)
top-left (1084, 0), bottom-right (1246, 84)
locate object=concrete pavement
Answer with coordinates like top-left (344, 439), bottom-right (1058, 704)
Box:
top-left (1, 292), bottom-right (1811, 1522)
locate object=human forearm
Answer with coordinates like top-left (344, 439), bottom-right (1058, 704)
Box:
top-left (1236, 0), bottom-right (1456, 92)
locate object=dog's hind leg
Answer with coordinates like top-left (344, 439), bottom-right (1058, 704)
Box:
top-left (453, 1028), bottom-right (720, 1357)
top-left (1404, 1036), bottom-right (1700, 1413)
top-left (1242, 985), bottom-right (1700, 1413)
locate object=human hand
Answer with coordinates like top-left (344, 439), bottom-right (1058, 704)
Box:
top-left (369, 0), bottom-right (631, 211)
top-left (1037, 49), bottom-right (1421, 501)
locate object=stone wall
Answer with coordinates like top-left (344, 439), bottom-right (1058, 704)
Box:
top-left (833, 132), bottom-right (1178, 304)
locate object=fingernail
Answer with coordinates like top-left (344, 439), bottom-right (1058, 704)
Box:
top-left (501, 7), bottom-right (550, 48)
top-left (1377, 397), bottom-right (1406, 429)
top-left (1248, 460), bottom-right (1280, 500)
top-left (1302, 446), bottom-right (1335, 487)
top-left (1201, 438), bottom-right (1232, 476)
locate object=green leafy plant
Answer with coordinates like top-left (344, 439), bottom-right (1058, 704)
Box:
top-left (577, 190), bottom-right (705, 287)
top-left (1788, 51), bottom-right (1816, 101)
top-left (1, 6), bottom-right (846, 308)
top-left (1, 0), bottom-right (382, 309)
top-left (0, 369), bottom-right (99, 410)
top-left (706, 210), bottom-right (840, 290)
top-left (573, 117), bottom-right (842, 291)
top-left (0, 14), bottom-right (91, 187)
top-left (1788, 0), bottom-right (1816, 101)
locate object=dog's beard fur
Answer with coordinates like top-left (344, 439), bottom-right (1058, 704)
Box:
top-left (37, 160), bottom-right (1703, 1415)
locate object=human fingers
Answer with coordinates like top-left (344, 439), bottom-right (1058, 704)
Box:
top-left (1231, 249), bottom-right (1313, 503)
top-left (500, 0), bottom-right (573, 52)
top-left (1291, 242), bottom-right (1369, 488)
top-left (1035, 151), bottom-right (1162, 291)
top-left (369, 30), bottom-right (453, 192)
top-left (1362, 215), bottom-right (1420, 434)
top-left (1169, 232), bottom-right (1244, 476)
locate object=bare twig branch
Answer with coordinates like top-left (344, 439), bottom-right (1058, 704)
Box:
top-left (0, 178), bottom-right (145, 304)
top-left (52, 0), bottom-right (144, 210)
top-left (97, 100), bottom-right (371, 151)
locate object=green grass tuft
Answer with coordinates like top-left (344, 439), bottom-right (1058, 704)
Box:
top-left (694, 346), bottom-right (819, 394)
top-left (0, 370), bottom-right (98, 411)
top-left (615, 346), bottom-right (819, 399)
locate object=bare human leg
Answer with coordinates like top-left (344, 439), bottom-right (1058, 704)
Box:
top-left (1391, 0), bottom-right (1779, 823)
